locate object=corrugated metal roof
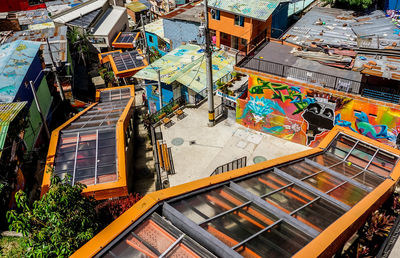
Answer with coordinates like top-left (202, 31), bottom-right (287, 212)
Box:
top-left (0, 101), bottom-right (27, 157)
top-left (16, 8), bottom-right (52, 26)
top-left (283, 7), bottom-right (400, 49)
top-left (0, 40), bottom-right (41, 103)
top-left (208, 0), bottom-right (281, 21)
top-left (134, 44), bottom-right (234, 92)
top-left (126, 2), bottom-right (148, 12)
top-left (4, 26), bottom-right (68, 65)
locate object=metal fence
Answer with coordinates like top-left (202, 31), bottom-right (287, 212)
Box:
top-left (149, 125), bottom-right (164, 190)
top-left (211, 156), bottom-right (247, 176)
top-left (149, 95), bottom-right (186, 124)
top-left (238, 55), bottom-right (362, 94)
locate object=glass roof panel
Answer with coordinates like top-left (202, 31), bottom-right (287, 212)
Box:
top-left (327, 182), bottom-right (368, 207)
top-left (102, 213), bottom-right (215, 258)
top-left (264, 185), bottom-right (317, 214)
top-left (279, 161), bottom-right (322, 179)
top-left (302, 172), bottom-right (344, 192)
top-left (311, 154), bottom-right (342, 168)
top-left (291, 198), bottom-right (345, 232)
top-left (236, 221), bottom-right (313, 258)
top-left (236, 172), bottom-right (291, 196)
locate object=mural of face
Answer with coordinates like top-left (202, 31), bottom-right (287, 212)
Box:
top-left (301, 98), bottom-right (336, 145)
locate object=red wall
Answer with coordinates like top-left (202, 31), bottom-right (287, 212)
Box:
top-left (0, 0), bottom-right (46, 12)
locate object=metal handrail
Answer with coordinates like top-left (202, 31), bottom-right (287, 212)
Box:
top-left (236, 52), bottom-right (362, 94)
top-left (211, 156), bottom-right (247, 176)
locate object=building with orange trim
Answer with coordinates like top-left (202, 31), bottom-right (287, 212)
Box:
top-left (207, 0), bottom-right (283, 51)
top-left (41, 86), bottom-right (136, 200)
top-left (72, 126), bottom-right (400, 257)
top-left (112, 32), bottom-right (141, 49)
top-left (108, 49), bottom-right (148, 78)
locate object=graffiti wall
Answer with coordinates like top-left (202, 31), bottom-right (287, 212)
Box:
top-left (236, 74), bottom-right (400, 148)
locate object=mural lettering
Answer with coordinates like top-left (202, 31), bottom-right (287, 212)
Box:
top-left (237, 75), bottom-right (400, 148)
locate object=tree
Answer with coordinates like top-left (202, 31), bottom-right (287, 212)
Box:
top-left (6, 174), bottom-right (101, 257)
top-left (324, 0), bottom-right (373, 9)
top-left (67, 27), bottom-right (90, 66)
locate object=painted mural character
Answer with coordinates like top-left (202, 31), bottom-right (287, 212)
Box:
top-left (302, 97), bottom-right (336, 145)
top-left (237, 96), bottom-right (284, 123)
top-left (335, 112), bottom-right (396, 143)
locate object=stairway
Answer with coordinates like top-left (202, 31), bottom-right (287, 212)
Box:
top-left (131, 91), bottom-right (157, 195)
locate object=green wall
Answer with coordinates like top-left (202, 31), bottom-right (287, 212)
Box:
top-left (24, 78), bottom-right (52, 151)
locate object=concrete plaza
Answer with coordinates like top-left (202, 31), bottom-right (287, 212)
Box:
top-left (160, 97), bottom-right (310, 187)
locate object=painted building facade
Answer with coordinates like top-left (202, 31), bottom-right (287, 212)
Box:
top-left (236, 74), bottom-right (400, 149)
top-left (145, 19), bottom-right (171, 57)
top-left (207, 0), bottom-right (281, 50)
top-left (0, 40), bottom-right (52, 151)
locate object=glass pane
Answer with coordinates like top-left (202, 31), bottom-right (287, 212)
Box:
top-left (311, 154), bottom-right (342, 167)
top-left (171, 187), bottom-right (248, 224)
top-left (347, 142), bottom-right (377, 168)
top-left (279, 161), bottom-right (322, 179)
top-left (292, 198), bottom-right (345, 232)
top-left (236, 172), bottom-right (291, 196)
top-left (201, 204), bottom-right (277, 247)
top-left (327, 182), bottom-right (368, 207)
top-left (329, 162), bottom-right (363, 177)
top-left (264, 185), bottom-right (317, 214)
top-left (327, 135), bottom-right (356, 158)
top-left (236, 221), bottom-right (313, 258)
top-left (353, 171), bottom-right (384, 189)
top-left (303, 172), bottom-right (344, 192)
top-left (367, 151), bottom-right (397, 177)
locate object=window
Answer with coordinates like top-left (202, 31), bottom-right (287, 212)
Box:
top-left (221, 32), bottom-right (228, 39)
top-left (241, 38), bottom-right (247, 46)
top-left (149, 35), bottom-right (154, 43)
top-left (234, 15), bottom-right (244, 26)
top-left (211, 9), bottom-right (220, 20)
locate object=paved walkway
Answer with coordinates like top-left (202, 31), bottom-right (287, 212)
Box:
top-left (160, 97), bottom-right (310, 187)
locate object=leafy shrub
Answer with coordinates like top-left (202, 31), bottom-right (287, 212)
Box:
top-left (6, 175), bottom-right (100, 257)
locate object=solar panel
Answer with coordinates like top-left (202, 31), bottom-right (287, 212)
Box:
top-left (67, 8), bottom-right (102, 29)
top-left (100, 51), bottom-right (120, 59)
top-left (112, 51), bottom-right (145, 72)
top-left (115, 32), bottom-right (137, 44)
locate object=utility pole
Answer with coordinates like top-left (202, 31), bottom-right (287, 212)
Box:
top-left (157, 69), bottom-right (163, 110)
top-left (29, 81), bottom-right (51, 139)
top-left (46, 38), bottom-right (65, 101)
top-left (141, 13), bottom-right (149, 62)
top-left (203, 0), bottom-right (214, 126)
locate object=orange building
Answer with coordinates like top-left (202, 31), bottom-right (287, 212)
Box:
top-left (72, 126), bottom-right (400, 257)
top-left (41, 86), bottom-right (135, 200)
top-left (207, 0), bottom-right (280, 51)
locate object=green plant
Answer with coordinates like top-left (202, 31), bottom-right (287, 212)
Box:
top-left (6, 174), bottom-right (101, 257)
top-left (0, 236), bottom-right (25, 257)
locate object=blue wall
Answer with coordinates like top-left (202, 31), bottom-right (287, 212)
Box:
top-left (145, 32), bottom-right (170, 57)
top-left (163, 19), bottom-right (204, 49)
top-left (271, 2), bottom-right (289, 38)
top-left (145, 81), bottom-right (174, 112)
top-left (385, 0), bottom-right (400, 10)
top-left (15, 52), bottom-right (43, 106)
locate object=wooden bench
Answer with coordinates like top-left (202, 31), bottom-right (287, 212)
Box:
top-left (171, 104), bottom-right (179, 112)
top-left (174, 109), bottom-right (184, 119)
top-left (162, 117), bottom-right (172, 127)
top-left (158, 113), bottom-right (166, 120)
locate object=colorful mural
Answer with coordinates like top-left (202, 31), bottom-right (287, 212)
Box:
top-left (237, 75), bottom-right (400, 148)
